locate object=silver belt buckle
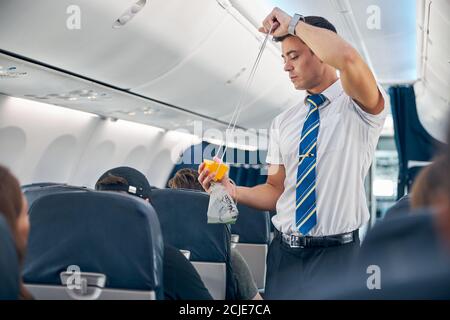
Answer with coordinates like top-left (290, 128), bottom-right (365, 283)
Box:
top-left (341, 232), bottom-right (354, 244)
top-left (289, 234), bottom-right (305, 248)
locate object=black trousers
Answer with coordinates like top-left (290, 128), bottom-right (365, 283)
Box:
top-left (264, 231), bottom-right (360, 299)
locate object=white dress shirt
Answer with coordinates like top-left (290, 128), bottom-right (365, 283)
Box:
top-left (266, 79), bottom-right (388, 236)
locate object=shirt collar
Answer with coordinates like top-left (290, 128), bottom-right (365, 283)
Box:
top-left (304, 79), bottom-right (343, 108)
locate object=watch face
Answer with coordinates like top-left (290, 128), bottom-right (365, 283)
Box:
top-left (289, 14), bottom-right (301, 35)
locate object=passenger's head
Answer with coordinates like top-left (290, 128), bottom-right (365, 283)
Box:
top-left (0, 165), bottom-right (29, 262)
top-left (411, 155), bottom-right (449, 211)
top-left (95, 166), bottom-right (152, 202)
top-left (168, 168), bottom-right (203, 191)
top-left (0, 165), bottom-right (32, 299)
top-left (275, 16), bottom-right (337, 91)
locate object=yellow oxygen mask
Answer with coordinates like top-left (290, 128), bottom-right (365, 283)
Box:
top-left (202, 159), bottom-right (229, 182)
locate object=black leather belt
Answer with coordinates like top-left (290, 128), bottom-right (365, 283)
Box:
top-left (278, 230), bottom-right (358, 248)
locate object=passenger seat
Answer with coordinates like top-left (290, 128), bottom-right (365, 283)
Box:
top-left (22, 183), bottom-right (92, 208)
top-left (23, 191), bottom-right (164, 300)
top-left (151, 188), bottom-right (236, 300)
top-left (0, 215), bottom-right (20, 300)
top-left (231, 205), bottom-right (271, 290)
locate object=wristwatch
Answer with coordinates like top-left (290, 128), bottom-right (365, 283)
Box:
top-left (288, 13), bottom-right (305, 36)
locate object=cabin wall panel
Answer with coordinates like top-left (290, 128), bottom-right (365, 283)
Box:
top-left (0, 95), bottom-right (193, 188)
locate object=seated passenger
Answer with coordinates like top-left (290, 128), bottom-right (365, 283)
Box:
top-left (168, 168), bottom-right (204, 191)
top-left (95, 166), bottom-right (212, 300)
top-left (0, 165), bottom-right (33, 300)
top-left (169, 168), bottom-right (262, 300)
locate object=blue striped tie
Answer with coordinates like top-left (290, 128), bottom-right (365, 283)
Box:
top-left (295, 94), bottom-right (327, 235)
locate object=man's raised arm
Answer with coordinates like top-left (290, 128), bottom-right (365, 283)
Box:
top-left (259, 8), bottom-right (384, 115)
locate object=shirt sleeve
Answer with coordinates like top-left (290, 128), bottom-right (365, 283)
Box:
top-left (265, 117), bottom-right (283, 165)
top-left (351, 84), bottom-right (389, 129)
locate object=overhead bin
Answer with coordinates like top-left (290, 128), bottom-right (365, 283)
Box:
top-left (0, 0), bottom-right (299, 131)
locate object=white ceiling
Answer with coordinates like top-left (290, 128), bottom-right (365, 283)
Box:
top-left (268, 0), bottom-right (419, 83)
top-left (0, 0), bottom-right (448, 141)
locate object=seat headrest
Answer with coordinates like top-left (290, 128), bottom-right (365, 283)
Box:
top-left (231, 205), bottom-right (271, 244)
top-left (0, 215), bottom-right (20, 299)
top-left (360, 211), bottom-right (450, 295)
top-left (383, 194), bottom-right (411, 220)
top-left (296, 210), bottom-right (450, 299)
top-left (316, 210), bottom-right (450, 299)
top-left (23, 191), bottom-right (164, 294)
top-left (22, 182), bottom-right (66, 190)
top-left (23, 184), bottom-right (92, 209)
top-left (151, 188), bottom-right (230, 262)
top-left (358, 211), bottom-right (449, 280)
top-left (362, 210), bottom-right (447, 263)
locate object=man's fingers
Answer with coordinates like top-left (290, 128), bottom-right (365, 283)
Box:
top-left (203, 173), bottom-right (216, 188)
top-left (198, 162), bottom-right (205, 174)
top-left (263, 20), bottom-right (271, 33)
top-left (198, 169), bottom-right (209, 184)
top-left (271, 21), bottom-right (280, 32)
top-left (260, 18), bottom-right (280, 35)
top-left (199, 169), bottom-right (219, 192)
top-left (260, 7), bottom-right (291, 37)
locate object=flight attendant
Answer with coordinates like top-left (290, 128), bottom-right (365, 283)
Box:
top-left (199, 7), bottom-right (387, 299)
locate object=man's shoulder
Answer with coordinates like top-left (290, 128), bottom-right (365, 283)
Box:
top-left (334, 84), bottom-right (388, 129)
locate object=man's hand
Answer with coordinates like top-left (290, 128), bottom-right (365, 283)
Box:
top-left (198, 158), bottom-right (236, 199)
top-left (258, 7), bottom-right (292, 37)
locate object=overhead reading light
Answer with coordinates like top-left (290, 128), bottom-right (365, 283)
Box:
top-left (24, 94), bottom-right (48, 100)
top-left (112, 0), bottom-right (147, 29)
top-left (142, 106), bottom-right (160, 115)
top-left (23, 89), bottom-right (110, 101)
top-left (226, 67), bottom-right (247, 84)
top-left (0, 66), bottom-right (27, 79)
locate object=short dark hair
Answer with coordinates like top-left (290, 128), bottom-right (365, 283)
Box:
top-left (168, 168), bottom-right (203, 191)
top-left (95, 173), bottom-right (128, 189)
top-left (274, 16), bottom-right (337, 42)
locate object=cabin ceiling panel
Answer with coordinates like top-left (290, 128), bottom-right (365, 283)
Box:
top-left (132, 13), bottom-right (296, 120)
top-left (0, 0), bottom-right (227, 88)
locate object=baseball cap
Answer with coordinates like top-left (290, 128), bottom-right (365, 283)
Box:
top-left (95, 166), bottom-right (152, 200)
